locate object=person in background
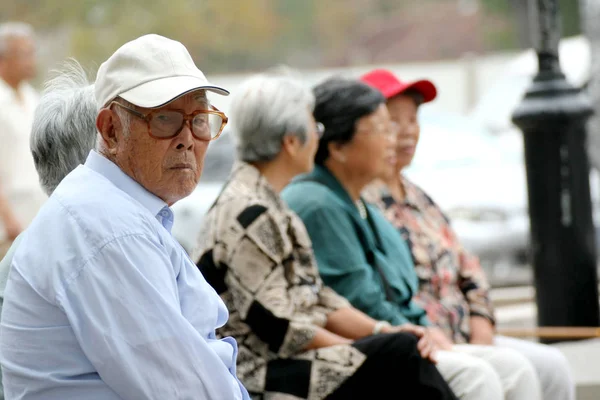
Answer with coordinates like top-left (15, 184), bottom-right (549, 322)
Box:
top-left (0, 22), bottom-right (46, 255)
top-left (0, 59), bottom-right (98, 400)
top-left (360, 68), bottom-right (575, 400)
top-left (282, 76), bottom-right (542, 400)
top-left (194, 72), bottom-right (458, 400)
top-left (0, 34), bottom-right (250, 399)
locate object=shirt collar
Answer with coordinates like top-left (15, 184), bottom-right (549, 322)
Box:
top-left (0, 78), bottom-right (28, 102)
top-left (298, 165), bottom-right (368, 221)
top-left (84, 150), bottom-right (171, 227)
top-left (399, 175), bottom-right (424, 209)
top-left (0, 78), bottom-right (13, 98)
top-left (310, 165), bottom-right (356, 204)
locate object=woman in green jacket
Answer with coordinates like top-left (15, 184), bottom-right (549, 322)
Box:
top-left (282, 77), bottom-right (541, 400)
top-left (194, 71), bottom-right (456, 400)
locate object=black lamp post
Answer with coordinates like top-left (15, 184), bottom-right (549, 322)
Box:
top-left (511, 0), bottom-right (600, 341)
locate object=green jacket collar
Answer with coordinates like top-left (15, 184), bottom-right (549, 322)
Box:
top-left (302, 165), bottom-right (364, 217)
top-left (297, 165), bottom-right (380, 248)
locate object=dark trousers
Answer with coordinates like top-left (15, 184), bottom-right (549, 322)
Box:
top-left (326, 332), bottom-right (458, 400)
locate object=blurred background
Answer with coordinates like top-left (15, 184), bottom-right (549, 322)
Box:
top-left (2, 0), bottom-right (598, 287)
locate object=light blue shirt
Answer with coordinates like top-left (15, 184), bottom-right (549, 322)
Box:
top-left (0, 234), bottom-right (23, 400)
top-left (0, 151), bottom-right (249, 400)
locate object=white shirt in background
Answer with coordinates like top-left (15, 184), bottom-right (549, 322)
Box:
top-left (0, 78), bottom-right (47, 239)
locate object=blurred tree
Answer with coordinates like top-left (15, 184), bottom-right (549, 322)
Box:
top-left (69, 0), bottom-right (282, 73)
top-left (0, 0), bottom-right (555, 74)
top-left (506, 0), bottom-right (581, 48)
top-left (1, 0), bottom-right (282, 73)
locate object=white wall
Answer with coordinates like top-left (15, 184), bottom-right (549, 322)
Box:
top-left (207, 51), bottom-right (521, 116)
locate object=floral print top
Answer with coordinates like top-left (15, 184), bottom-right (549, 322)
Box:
top-left (363, 176), bottom-right (495, 343)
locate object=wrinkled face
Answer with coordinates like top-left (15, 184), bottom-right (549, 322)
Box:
top-left (341, 103), bottom-right (397, 183)
top-left (386, 94), bottom-right (420, 171)
top-left (0, 36), bottom-right (37, 83)
top-left (110, 91), bottom-right (211, 205)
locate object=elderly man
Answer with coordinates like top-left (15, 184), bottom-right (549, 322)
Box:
top-left (0, 59), bottom-right (97, 400)
top-left (0, 35), bottom-right (249, 399)
top-left (0, 22), bottom-right (46, 252)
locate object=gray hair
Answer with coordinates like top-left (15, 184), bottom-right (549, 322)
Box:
top-left (0, 22), bottom-right (34, 57)
top-left (230, 71), bottom-right (315, 162)
top-left (30, 59), bottom-right (97, 195)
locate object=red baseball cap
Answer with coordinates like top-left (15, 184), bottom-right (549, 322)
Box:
top-left (360, 68), bottom-right (437, 103)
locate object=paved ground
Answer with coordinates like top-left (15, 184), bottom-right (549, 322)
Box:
top-left (492, 286), bottom-right (600, 400)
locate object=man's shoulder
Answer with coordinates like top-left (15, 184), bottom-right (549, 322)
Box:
top-left (20, 166), bottom-right (159, 260)
top-left (54, 165), bottom-right (156, 227)
top-left (11, 167), bottom-right (163, 301)
top-left (0, 235), bottom-right (25, 301)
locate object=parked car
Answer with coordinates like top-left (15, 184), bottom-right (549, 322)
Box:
top-left (469, 35), bottom-right (590, 136)
top-left (408, 109), bottom-right (531, 278)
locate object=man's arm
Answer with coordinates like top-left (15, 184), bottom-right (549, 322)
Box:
top-left (58, 234), bottom-right (245, 400)
top-left (0, 187), bottom-right (21, 241)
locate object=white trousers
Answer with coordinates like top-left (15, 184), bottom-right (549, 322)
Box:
top-left (436, 344), bottom-right (542, 400)
top-left (494, 335), bottom-right (575, 400)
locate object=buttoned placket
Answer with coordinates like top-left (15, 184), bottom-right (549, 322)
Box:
top-left (157, 206), bottom-right (174, 233)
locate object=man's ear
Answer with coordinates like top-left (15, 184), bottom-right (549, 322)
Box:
top-left (96, 109), bottom-right (119, 154)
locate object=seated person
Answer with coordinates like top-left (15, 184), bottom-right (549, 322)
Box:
top-left (0, 35), bottom-right (249, 399)
top-left (282, 76), bottom-right (542, 400)
top-left (194, 72), bottom-right (458, 400)
top-left (0, 59), bottom-right (97, 400)
top-left (360, 68), bottom-right (575, 400)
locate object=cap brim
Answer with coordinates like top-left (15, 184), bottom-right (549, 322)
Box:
top-left (400, 80), bottom-right (437, 103)
top-left (119, 75), bottom-right (229, 108)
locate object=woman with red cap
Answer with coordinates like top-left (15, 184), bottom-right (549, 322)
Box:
top-left (360, 68), bottom-right (575, 400)
top-left (284, 76), bottom-right (542, 400)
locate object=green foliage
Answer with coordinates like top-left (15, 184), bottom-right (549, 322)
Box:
top-left (559, 0), bottom-right (581, 37)
top-left (480, 0), bottom-right (512, 15)
top-left (0, 0), bottom-right (581, 74)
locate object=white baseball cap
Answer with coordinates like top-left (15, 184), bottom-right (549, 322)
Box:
top-left (94, 34), bottom-right (229, 109)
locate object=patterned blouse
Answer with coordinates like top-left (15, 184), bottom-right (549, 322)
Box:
top-left (363, 176), bottom-right (495, 344)
top-left (195, 162), bottom-right (365, 400)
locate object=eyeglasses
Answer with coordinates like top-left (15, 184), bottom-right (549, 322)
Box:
top-left (355, 121), bottom-right (399, 138)
top-left (110, 101), bottom-right (228, 141)
top-left (316, 122), bottom-right (325, 138)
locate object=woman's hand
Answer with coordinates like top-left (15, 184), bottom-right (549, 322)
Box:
top-left (426, 326), bottom-right (454, 351)
top-left (384, 323), bottom-right (438, 363)
top-left (469, 316), bottom-right (495, 346)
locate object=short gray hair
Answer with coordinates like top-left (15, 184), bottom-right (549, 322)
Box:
top-left (30, 59), bottom-right (97, 195)
top-left (0, 22), bottom-right (34, 57)
top-left (230, 72), bottom-right (315, 162)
